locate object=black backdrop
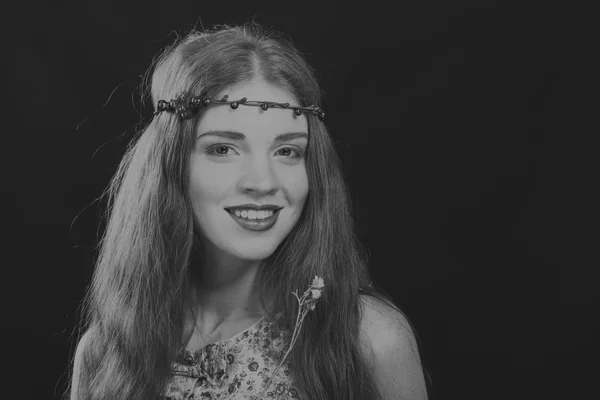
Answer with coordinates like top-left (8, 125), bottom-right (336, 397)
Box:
top-left (6, 0), bottom-right (598, 399)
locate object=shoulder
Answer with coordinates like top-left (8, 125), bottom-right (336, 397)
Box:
top-left (359, 294), bottom-right (428, 400)
top-left (359, 295), bottom-right (419, 353)
top-left (71, 329), bottom-right (92, 399)
top-left (74, 329), bottom-right (93, 364)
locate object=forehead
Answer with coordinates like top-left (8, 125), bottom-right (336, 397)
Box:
top-left (196, 79), bottom-right (309, 137)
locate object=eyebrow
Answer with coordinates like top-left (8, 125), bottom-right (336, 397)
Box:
top-left (196, 130), bottom-right (308, 142)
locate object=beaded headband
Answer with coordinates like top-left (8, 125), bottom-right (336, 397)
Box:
top-left (154, 92), bottom-right (325, 121)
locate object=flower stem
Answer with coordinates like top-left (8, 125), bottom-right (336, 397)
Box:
top-left (250, 278), bottom-right (324, 400)
top-left (252, 293), bottom-right (307, 399)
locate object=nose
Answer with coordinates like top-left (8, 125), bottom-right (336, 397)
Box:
top-left (238, 157), bottom-right (279, 195)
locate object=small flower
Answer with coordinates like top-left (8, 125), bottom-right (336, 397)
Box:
top-left (312, 276), bottom-right (325, 289)
top-left (251, 276), bottom-right (325, 400)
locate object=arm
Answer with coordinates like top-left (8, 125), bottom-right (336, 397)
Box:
top-left (359, 296), bottom-right (428, 400)
top-left (70, 330), bottom-right (91, 400)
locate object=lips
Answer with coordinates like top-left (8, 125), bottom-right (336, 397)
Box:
top-left (226, 208), bottom-right (282, 232)
top-left (224, 204), bottom-right (283, 212)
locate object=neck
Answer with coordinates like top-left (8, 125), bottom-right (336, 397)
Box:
top-left (187, 244), bottom-right (265, 331)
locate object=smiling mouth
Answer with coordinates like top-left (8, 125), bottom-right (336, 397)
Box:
top-left (225, 208), bottom-right (282, 231)
top-left (226, 209), bottom-right (275, 220)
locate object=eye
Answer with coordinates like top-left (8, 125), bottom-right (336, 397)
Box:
top-left (206, 145), bottom-right (236, 157)
top-left (276, 147), bottom-right (303, 159)
top-left (205, 145), bottom-right (303, 159)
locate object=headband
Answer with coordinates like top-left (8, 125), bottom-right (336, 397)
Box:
top-left (153, 92), bottom-right (325, 121)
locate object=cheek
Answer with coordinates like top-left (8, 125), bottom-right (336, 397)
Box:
top-left (189, 169), bottom-right (228, 204)
top-left (286, 169), bottom-right (309, 204)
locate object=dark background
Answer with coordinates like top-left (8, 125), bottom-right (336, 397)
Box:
top-left (5, 0), bottom-right (598, 399)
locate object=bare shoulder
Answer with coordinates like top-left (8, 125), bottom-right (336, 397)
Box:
top-left (359, 294), bottom-right (428, 400)
top-left (359, 295), bottom-right (418, 343)
top-left (71, 329), bottom-right (93, 400)
top-left (74, 329), bottom-right (93, 363)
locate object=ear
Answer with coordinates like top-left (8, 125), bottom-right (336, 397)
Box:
top-left (359, 295), bottom-right (428, 400)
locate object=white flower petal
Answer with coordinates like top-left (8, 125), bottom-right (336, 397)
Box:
top-left (312, 276), bottom-right (325, 289)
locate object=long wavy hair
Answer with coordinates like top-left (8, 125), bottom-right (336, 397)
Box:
top-left (65, 22), bottom-right (431, 400)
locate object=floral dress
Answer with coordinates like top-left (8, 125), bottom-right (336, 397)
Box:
top-left (162, 314), bottom-right (302, 400)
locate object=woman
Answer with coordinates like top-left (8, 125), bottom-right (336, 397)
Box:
top-left (67, 22), bottom-right (430, 400)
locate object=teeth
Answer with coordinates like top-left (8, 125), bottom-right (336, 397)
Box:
top-left (233, 209), bottom-right (275, 220)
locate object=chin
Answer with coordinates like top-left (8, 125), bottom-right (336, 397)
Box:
top-left (229, 243), bottom-right (279, 261)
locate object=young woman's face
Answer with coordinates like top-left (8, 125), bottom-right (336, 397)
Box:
top-left (189, 78), bottom-right (309, 262)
